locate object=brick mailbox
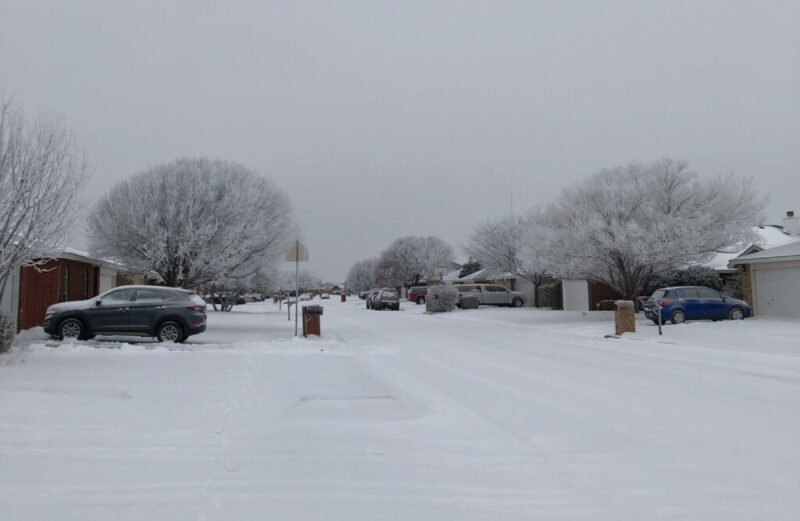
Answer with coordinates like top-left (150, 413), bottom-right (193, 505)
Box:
top-left (614, 300), bottom-right (636, 336)
top-left (302, 305), bottom-right (323, 337)
top-left (340, 294), bottom-right (346, 302)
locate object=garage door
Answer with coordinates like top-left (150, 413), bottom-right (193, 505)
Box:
top-left (755, 267), bottom-right (800, 318)
top-left (99, 274), bottom-right (116, 294)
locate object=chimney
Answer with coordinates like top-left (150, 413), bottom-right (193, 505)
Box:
top-left (783, 210), bottom-right (800, 236)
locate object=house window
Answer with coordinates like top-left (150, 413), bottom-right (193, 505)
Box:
top-left (83, 268), bottom-right (89, 299)
top-left (62, 265), bottom-right (69, 302)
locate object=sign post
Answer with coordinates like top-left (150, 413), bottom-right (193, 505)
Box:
top-left (432, 267), bottom-right (449, 285)
top-left (285, 241), bottom-right (309, 337)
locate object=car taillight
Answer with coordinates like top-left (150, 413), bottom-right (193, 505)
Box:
top-left (187, 305), bottom-right (205, 312)
top-left (659, 300), bottom-right (670, 307)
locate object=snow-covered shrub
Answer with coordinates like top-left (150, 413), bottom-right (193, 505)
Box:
top-left (460, 294), bottom-right (480, 309)
top-left (426, 285), bottom-right (459, 313)
top-left (720, 273), bottom-right (743, 299)
top-left (0, 311), bottom-right (14, 354)
top-left (538, 282), bottom-right (562, 309)
top-left (652, 266), bottom-right (720, 292)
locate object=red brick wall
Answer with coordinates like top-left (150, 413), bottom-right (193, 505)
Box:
top-left (17, 259), bottom-right (101, 332)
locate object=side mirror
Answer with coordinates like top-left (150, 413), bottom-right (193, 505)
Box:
top-left (95, 299), bottom-right (102, 306)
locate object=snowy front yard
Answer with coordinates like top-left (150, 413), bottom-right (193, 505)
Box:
top-left (1, 300), bottom-right (799, 520)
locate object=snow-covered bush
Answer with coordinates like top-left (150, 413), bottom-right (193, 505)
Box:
top-left (426, 285), bottom-right (458, 313)
top-left (538, 282), bottom-right (562, 309)
top-left (653, 266), bottom-right (720, 291)
top-left (0, 311), bottom-right (14, 354)
top-left (720, 273), bottom-right (743, 299)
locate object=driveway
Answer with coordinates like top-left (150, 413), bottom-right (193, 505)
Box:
top-left (1, 300), bottom-right (798, 520)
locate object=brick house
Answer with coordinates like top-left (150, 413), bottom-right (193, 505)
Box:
top-left (726, 212), bottom-right (800, 318)
top-left (0, 249), bottom-right (122, 332)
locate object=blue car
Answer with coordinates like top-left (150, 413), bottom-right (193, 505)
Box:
top-left (643, 286), bottom-right (751, 324)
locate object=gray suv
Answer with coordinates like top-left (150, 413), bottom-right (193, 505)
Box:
top-left (43, 285), bottom-right (207, 342)
top-left (455, 284), bottom-right (526, 307)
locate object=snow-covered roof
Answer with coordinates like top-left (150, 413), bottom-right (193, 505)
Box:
top-left (456, 267), bottom-right (515, 282)
top-left (728, 240), bottom-right (800, 266)
top-left (56, 248), bottom-right (123, 269)
top-left (441, 268), bottom-right (463, 282)
top-left (704, 225), bottom-right (799, 271)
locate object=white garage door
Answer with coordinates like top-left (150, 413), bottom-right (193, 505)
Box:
top-left (755, 267), bottom-right (800, 318)
top-left (99, 274), bottom-right (116, 294)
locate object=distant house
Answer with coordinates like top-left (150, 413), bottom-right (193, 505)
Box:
top-left (727, 212), bottom-right (800, 319)
top-left (703, 224), bottom-right (798, 276)
top-left (445, 267), bottom-right (538, 307)
top-left (0, 248), bottom-right (124, 332)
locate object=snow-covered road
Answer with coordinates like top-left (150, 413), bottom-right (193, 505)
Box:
top-left (1, 300), bottom-right (798, 520)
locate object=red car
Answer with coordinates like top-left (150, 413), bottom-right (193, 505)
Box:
top-left (408, 286), bottom-right (428, 304)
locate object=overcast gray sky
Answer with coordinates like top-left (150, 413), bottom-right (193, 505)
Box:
top-left (2, 0), bottom-right (798, 282)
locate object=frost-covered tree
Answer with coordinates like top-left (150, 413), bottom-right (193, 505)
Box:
top-left (345, 258), bottom-right (378, 292)
top-left (375, 236), bottom-right (454, 288)
top-left (464, 213), bottom-right (546, 306)
top-left (522, 159), bottom-right (764, 299)
top-left (0, 100), bottom-right (87, 308)
top-left (89, 157), bottom-right (293, 288)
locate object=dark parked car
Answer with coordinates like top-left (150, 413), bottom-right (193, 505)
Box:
top-left (408, 286), bottom-right (428, 305)
top-left (44, 285), bottom-right (207, 342)
top-left (643, 286), bottom-right (751, 324)
top-left (368, 288), bottom-right (400, 311)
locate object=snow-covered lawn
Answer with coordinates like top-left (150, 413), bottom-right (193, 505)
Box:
top-left (1, 299), bottom-right (798, 520)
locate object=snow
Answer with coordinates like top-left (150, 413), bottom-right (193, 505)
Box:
top-left (455, 266), bottom-right (515, 281)
top-left (2, 300), bottom-right (799, 520)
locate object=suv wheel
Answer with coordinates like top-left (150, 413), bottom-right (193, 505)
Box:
top-left (157, 321), bottom-right (184, 343)
top-left (59, 318), bottom-right (86, 340)
top-left (729, 307), bottom-right (745, 320)
top-left (417, 297), bottom-right (425, 305)
top-left (512, 298), bottom-right (523, 307)
top-left (670, 310), bottom-right (686, 324)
